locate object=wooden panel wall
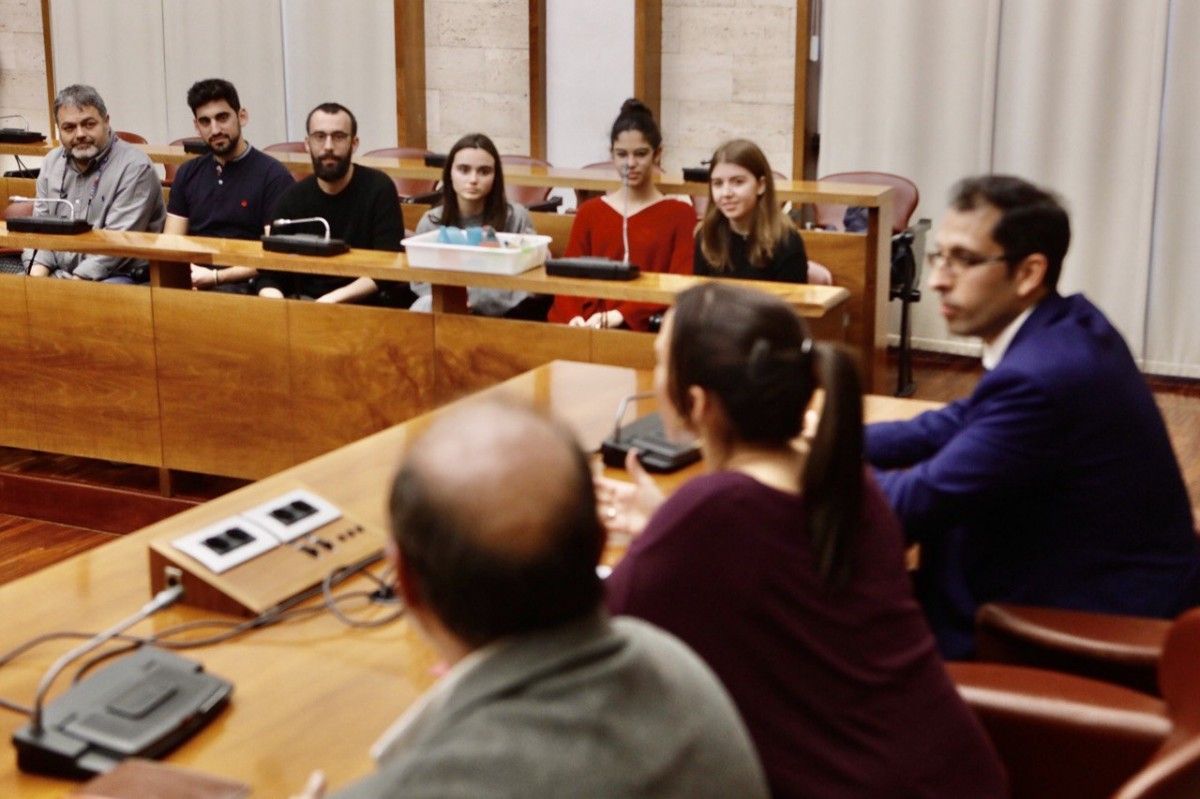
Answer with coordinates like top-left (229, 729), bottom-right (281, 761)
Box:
top-left (154, 289), bottom-right (296, 478)
top-left (0, 275), bottom-right (39, 451)
top-left (25, 279), bottom-right (162, 465)
top-left (287, 301), bottom-right (435, 461)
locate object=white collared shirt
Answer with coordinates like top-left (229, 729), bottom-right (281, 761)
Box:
top-left (981, 306), bottom-right (1035, 370)
top-left (369, 641), bottom-right (502, 765)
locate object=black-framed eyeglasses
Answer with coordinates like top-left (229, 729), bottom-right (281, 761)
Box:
top-left (306, 131), bottom-right (350, 146)
top-left (925, 249), bottom-right (1008, 274)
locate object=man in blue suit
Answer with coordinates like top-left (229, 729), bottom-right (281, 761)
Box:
top-left (866, 175), bottom-right (1200, 659)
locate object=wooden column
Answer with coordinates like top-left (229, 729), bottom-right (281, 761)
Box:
top-left (40, 0), bottom-right (57, 141)
top-left (793, 0), bottom-right (821, 180)
top-left (528, 0), bottom-right (548, 160)
top-left (394, 0), bottom-right (427, 148)
top-left (633, 0), bottom-right (662, 117)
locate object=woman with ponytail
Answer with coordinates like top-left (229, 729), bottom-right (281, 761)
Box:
top-left (601, 283), bottom-right (1004, 799)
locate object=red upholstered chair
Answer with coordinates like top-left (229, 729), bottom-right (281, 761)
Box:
top-left (263, 141), bottom-right (308, 154)
top-left (573, 160), bottom-right (620, 208)
top-left (812, 171), bottom-right (918, 233)
top-left (114, 130), bottom-right (148, 145)
top-left (949, 608), bottom-right (1200, 799)
top-left (499, 155), bottom-right (561, 213)
top-left (362, 147), bottom-right (440, 204)
top-left (976, 603), bottom-right (1170, 696)
top-left (162, 137), bottom-right (201, 187)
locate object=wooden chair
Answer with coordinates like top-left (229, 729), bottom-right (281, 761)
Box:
top-left (362, 147), bottom-right (440, 204)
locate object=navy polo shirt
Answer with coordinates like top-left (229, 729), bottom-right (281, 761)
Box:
top-left (167, 145), bottom-right (294, 239)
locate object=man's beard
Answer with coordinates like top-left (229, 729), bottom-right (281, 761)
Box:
top-left (313, 152), bottom-right (352, 182)
top-left (208, 130), bottom-right (241, 157)
top-left (68, 141), bottom-right (100, 163)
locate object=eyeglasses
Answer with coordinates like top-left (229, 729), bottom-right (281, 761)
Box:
top-left (306, 131), bottom-right (350, 146)
top-left (925, 249), bottom-right (1008, 274)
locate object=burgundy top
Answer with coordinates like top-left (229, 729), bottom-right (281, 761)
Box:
top-left (606, 471), bottom-right (1006, 799)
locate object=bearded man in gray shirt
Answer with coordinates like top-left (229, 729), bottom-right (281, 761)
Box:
top-left (23, 84), bottom-right (165, 282)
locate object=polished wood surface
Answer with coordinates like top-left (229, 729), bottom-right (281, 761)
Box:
top-left (0, 360), bottom-right (935, 798)
top-left (0, 514), bottom-right (114, 586)
top-left (287, 301), bottom-right (436, 462)
top-left (153, 289), bottom-right (296, 478)
top-left (26, 279), bottom-right (163, 465)
top-left (0, 275), bottom-right (38, 452)
top-left (0, 224), bottom-right (849, 317)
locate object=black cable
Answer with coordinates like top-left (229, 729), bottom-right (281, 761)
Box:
top-left (0, 553), bottom-right (401, 715)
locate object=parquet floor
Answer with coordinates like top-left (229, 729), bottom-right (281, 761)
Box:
top-left (1, 351), bottom-right (1197, 586)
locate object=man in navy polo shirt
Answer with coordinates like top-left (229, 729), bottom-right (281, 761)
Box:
top-left (164, 78), bottom-right (294, 292)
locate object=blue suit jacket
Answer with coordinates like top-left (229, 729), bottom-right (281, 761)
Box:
top-left (867, 293), bottom-right (1199, 658)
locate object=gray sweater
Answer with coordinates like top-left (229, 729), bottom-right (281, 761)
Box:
top-left (332, 614), bottom-right (769, 799)
top-left (24, 137), bottom-right (166, 279)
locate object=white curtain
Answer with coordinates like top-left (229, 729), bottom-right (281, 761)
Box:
top-left (820, 0), bottom-right (1197, 376)
top-left (49, 0), bottom-right (396, 153)
top-left (1145, 0), bottom-right (1200, 378)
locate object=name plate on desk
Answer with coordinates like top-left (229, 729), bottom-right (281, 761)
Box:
top-left (148, 487), bottom-right (381, 616)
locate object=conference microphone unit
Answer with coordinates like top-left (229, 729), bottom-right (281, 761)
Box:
top-left (262, 216), bottom-right (348, 256)
top-left (12, 583), bottom-right (233, 779)
top-left (600, 392), bottom-right (701, 473)
top-left (682, 166), bottom-right (709, 183)
top-left (5, 196), bottom-right (92, 235)
top-left (180, 137), bottom-right (210, 154)
top-left (0, 114), bottom-right (45, 143)
top-left (424, 152), bottom-right (448, 168)
top-left (545, 256), bottom-right (640, 280)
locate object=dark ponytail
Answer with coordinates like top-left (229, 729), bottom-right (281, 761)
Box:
top-left (668, 283), bottom-right (865, 587)
top-left (802, 343), bottom-right (863, 587)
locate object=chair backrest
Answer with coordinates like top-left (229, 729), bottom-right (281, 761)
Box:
top-left (263, 141), bottom-right (308, 154)
top-left (812, 171), bottom-right (919, 233)
top-left (163, 137), bottom-right (195, 185)
top-left (500, 154), bottom-right (553, 207)
top-left (115, 130), bottom-right (148, 145)
top-left (363, 147), bottom-right (438, 199)
top-left (1114, 608), bottom-right (1200, 798)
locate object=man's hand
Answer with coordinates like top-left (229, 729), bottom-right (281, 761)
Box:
top-left (191, 264), bottom-right (218, 289)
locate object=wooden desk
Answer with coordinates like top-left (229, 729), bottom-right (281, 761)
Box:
top-left (0, 361), bottom-right (936, 798)
top-left (4, 173), bottom-right (888, 394)
top-left (0, 224), bottom-right (848, 480)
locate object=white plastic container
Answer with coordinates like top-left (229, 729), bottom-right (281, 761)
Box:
top-left (401, 230), bottom-right (553, 275)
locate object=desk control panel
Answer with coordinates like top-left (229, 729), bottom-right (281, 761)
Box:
top-left (148, 487), bottom-right (382, 616)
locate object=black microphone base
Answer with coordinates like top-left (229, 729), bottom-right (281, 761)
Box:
top-left (6, 217), bottom-right (92, 235)
top-left (545, 257), bottom-right (640, 280)
top-left (0, 129), bottom-right (45, 144)
top-left (261, 234), bottom-right (349, 256)
top-left (600, 412), bottom-right (701, 473)
top-left (13, 647), bottom-right (232, 780)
